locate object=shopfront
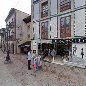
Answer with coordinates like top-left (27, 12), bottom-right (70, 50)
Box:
top-left (18, 41), bottom-right (31, 54)
top-left (52, 39), bottom-right (72, 57)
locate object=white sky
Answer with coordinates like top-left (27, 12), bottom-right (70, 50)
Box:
top-left (0, 0), bottom-right (31, 28)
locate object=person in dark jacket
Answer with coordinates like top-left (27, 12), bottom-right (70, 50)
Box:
top-left (48, 48), bottom-right (51, 61)
top-left (43, 48), bottom-right (48, 59)
top-left (51, 49), bottom-right (56, 62)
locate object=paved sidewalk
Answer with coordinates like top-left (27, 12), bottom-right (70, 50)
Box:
top-left (0, 51), bottom-right (23, 86)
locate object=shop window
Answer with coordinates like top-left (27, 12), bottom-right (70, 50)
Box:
top-left (41, 1), bottom-right (48, 18)
top-left (60, 0), bottom-right (71, 12)
top-left (41, 21), bottom-right (48, 39)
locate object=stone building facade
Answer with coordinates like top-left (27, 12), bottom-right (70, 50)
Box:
top-left (5, 8), bottom-right (29, 54)
top-left (31, 0), bottom-right (86, 66)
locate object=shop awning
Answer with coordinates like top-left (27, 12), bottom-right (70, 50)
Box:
top-left (52, 36), bottom-right (86, 44)
top-left (18, 41), bottom-right (31, 47)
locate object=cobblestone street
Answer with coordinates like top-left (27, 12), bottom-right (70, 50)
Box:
top-left (0, 50), bottom-right (86, 86)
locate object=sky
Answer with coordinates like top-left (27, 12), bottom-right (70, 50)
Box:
top-left (0, 0), bottom-right (31, 28)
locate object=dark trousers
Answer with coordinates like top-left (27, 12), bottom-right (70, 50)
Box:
top-left (28, 60), bottom-right (31, 70)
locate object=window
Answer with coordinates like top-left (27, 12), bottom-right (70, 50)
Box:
top-left (45, 21), bottom-right (48, 30)
top-left (50, 26), bottom-right (51, 31)
top-left (33, 0), bottom-right (39, 4)
top-left (60, 15), bottom-right (71, 38)
top-left (60, 17), bottom-right (65, 29)
top-left (41, 1), bottom-right (48, 18)
top-left (60, 0), bottom-right (71, 12)
top-left (60, 16), bottom-right (71, 30)
top-left (60, 17), bottom-right (65, 37)
top-left (65, 16), bottom-right (71, 32)
top-left (41, 23), bottom-right (45, 30)
top-left (41, 21), bottom-right (48, 39)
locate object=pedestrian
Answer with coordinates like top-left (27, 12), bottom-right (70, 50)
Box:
top-left (27, 50), bottom-right (32, 70)
top-left (43, 48), bottom-right (48, 59)
top-left (81, 48), bottom-right (84, 59)
top-left (51, 49), bottom-right (56, 62)
top-left (48, 49), bottom-right (51, 56)
top-left (48, 48), bottom-right (51, 61)
top-left (33, 58), bottom-right (36, 71)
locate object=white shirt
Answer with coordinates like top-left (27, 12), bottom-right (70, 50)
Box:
top-left (27, 51), bottom-right (32, 60)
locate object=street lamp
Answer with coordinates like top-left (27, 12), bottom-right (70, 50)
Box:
top-left (4, 23), bottom-right (14, 64)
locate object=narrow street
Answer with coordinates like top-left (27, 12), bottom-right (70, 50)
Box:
top-left (0, 50), bottom-right (86, 86)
